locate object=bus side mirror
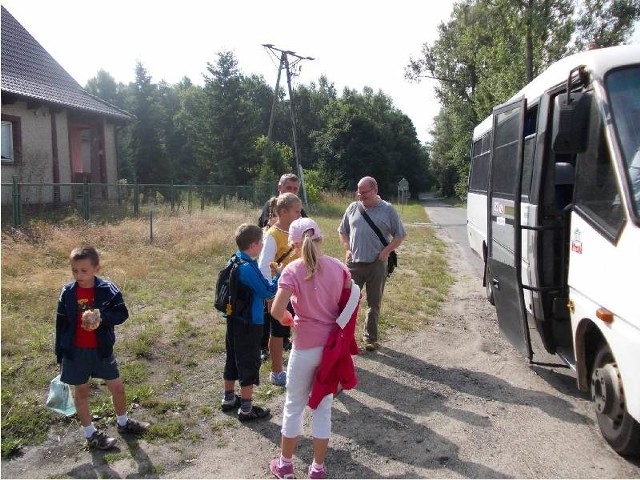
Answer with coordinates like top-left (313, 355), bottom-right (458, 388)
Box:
top-left (552, 92), bottom-right (591, 154)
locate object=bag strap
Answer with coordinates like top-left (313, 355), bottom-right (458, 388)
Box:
top-left (230, 254), bottom-right (245, 266)
top-left (228, 255), bottom-right (243, 304)
top-left (357, 202), bottom-right (388, 247)
top-left (275, 246), bottom-right (293, 264)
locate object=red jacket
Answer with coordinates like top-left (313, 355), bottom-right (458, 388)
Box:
top-left (308, 276), bottom-right (360, 409)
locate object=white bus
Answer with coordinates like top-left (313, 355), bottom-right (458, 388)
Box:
top-left (466, 44), bottom-right (640, 456)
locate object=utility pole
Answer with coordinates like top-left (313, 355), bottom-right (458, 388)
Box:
top-left (262, 44), bottom-right (314, 206)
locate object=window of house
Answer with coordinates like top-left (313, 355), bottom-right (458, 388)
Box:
top-left (1, 115), bottom-right (21, 164)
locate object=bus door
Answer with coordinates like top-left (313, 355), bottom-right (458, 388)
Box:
top-left (487, 96), bottom-right (533, 360)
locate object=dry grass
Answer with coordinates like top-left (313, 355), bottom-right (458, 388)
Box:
top-left (0, 197), bottom-right (452, 460)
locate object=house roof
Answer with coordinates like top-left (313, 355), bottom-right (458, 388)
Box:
top-left (1, 6), bottom-right (134, 123)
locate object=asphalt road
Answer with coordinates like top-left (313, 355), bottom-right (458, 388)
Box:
top-left (418, 192), bottom-right (484, 277)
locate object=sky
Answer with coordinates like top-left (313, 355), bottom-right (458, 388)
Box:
top-left (2, 0), bottom-right (458, 143)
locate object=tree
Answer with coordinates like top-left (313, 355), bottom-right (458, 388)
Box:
top-left (85, 69), bottom-right (135, 181)
top-left (201, 51), bottom-right (270, 185)
top-left (157, 80), bottom-right (190, 183)
top-left (407, 0), bottom-right (640, 198)
top-left (291, 76), bottom-right (338, 171)
top-left (574, 0), bottom-right (640, 48)
top-left (254, 135), bottom-right (294, 184)
top-left (128, 62), bottom-right (169, 185)
top-left (310, 85), bottom-right (426, 196)
top-left (85, 69), bottom-right (124, 106)
top-left (406, 0), bottom-right (575, 197)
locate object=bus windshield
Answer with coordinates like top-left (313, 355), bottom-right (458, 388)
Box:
top-left (606, 66), bottom-right (640, 218)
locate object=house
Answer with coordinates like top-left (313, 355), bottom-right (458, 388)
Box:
top-left (1, 6), bottom-right (134, 205)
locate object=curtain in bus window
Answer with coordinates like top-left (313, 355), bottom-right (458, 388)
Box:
top-left (493, 109), bottom-right (520, 197)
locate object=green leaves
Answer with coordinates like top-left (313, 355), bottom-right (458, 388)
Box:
top-left (406, 0), bottom-right (640, 198)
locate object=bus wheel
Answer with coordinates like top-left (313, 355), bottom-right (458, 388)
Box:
top-left (591, 343), bottom-right (640, 456)
top-left (485, 262), bottom-right (495, 305)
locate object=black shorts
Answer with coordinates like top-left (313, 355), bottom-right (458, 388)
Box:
top-left (223, 317), bottom-right (263, 387)
top-left (264, 302), bottom-right (295, 339)
top-left (265, 311), bottom-right (291, 338)
top-left (60, 348), bottom-right (120, 386)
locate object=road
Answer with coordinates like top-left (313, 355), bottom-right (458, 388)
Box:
top-left (417, 193), bottom-right (640, 477)
top-left (418, 192), bottom-right (483, 276)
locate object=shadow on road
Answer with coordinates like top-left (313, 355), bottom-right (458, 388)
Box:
top-left (315, 343), bottom-right (596, 477)
top-left (332, 389), bottom-right (510, 478)
top-left (364, 346), bottom-right (590, 425)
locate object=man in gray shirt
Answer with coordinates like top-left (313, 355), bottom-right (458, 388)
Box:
top-left (338, 176), bottom-right (406, 351)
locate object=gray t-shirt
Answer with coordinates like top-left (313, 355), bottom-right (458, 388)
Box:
top-left (338, 200), bottom-right (407, 263)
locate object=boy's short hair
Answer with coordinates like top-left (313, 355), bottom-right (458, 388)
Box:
top-left (235, 224), bottom-right (263, 251)
top-left (70, 245), bottom-right (100, 266)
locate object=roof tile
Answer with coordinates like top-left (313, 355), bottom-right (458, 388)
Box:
top-left (1, 6), bottom-right (134, 122)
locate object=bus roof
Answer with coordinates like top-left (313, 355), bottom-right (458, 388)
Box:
top-left (473, 44), bottom-right (640, 139)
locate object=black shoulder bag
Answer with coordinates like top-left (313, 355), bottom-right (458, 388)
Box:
top-left (357, 203), bottom-right (397, 277)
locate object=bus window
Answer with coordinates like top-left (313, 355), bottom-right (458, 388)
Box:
top-left (606, 66), bottom-right (640, 218)
top-left (521, 105), bottom-right (538, 199)
top-left (469, 134), bottom-right (490, 193)
top-left (493, 108), bottom-right (521, 197)
top-left (573, 118), bottom-right (625, 238)
top-left (522, 135), bottom-right (535, 198)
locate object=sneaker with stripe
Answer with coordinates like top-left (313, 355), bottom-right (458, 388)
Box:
top-left (270, 458), bottom-right (294, 479)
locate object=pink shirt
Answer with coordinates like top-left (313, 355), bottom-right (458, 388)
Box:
top-left (278, 256), bottom-right (350, 349)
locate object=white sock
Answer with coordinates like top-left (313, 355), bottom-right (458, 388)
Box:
top-left (116, 414), bottom-right (129, 427)
top-left (83, 423), bottom-right (97, 438)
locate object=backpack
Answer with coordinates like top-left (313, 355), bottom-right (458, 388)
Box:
top-left (214, 254), bottom-right (251, 318)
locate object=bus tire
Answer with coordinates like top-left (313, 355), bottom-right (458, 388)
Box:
top-left (591, 343), bottom-right (640, 456)
top-left (485, 262), bottom-right (495, 305)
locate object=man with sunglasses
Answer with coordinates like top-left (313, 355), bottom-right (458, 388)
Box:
top-left (338, 176), bottom-right (406, 351)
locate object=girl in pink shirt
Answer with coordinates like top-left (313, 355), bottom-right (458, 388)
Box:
top-left (269, 217), bottom-right (350, 480)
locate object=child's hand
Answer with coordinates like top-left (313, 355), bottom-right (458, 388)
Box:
top-left (270, 262), bottom-right (283, 275)
top-left (81, 309), bottom-right (101, 331)
top-left (280, 310), bottom-right (294, 327)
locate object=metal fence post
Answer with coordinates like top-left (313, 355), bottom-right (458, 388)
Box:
top-left (133, 180), bottom-right (139, 216)
top-left (12, 175), bottom-right (22, 227)
top-left (149, 198), bottom-right (155, 242)
top-left (170, 181), bottom-right (175, 211)
top-left (200, 185), bottom-right (205, 211)
top-left (82, 178), bottom-right (90, 221)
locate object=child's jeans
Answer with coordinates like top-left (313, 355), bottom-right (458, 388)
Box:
top-left (281, 346), bottom-right (333, 439)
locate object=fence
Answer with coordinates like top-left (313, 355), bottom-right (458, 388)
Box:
top-left (1, 178), bottom-right (274, 228)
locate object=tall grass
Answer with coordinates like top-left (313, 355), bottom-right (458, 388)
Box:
top-left (0, 194), bottom-right (452, 460)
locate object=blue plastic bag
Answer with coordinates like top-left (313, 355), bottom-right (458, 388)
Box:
top-left (45, 374), bottom-right (76, 416)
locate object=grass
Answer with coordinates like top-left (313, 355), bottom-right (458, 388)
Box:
top-left (0, 192), bottom-right (453, 462)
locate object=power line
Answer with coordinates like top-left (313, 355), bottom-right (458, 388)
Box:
top-left (262, 44), bottom-right (314, 206)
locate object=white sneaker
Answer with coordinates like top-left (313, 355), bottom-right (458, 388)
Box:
top-left (269, 371), bottom-right (286, 386)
